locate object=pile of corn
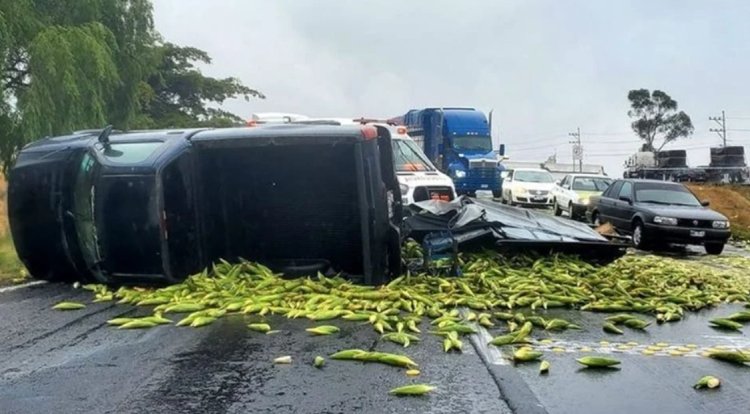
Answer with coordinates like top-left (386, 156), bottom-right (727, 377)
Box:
top-left (69, 250), bottom-right (750, 337)
top-left (54, 249), bottom-right (750, 393)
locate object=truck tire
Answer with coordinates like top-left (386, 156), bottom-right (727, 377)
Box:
top-left (492, 190), bottom-right (502, 199)
top-left (705, 243), bottom-right (725, 255)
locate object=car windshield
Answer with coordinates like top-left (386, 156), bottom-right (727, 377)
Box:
top-left (572, 177), bottom-right (612, 191)
top-left (452, 135), bottom-right (492, 152)
top-left (634, 183), bottom-right (701, 206)
top-left (514, 170), bottom-right (554, 183)
top-left (392, 139), bottom-right (434, 172)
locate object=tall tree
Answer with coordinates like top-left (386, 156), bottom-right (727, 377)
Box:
top-left (0, 0), bottom-right (262, 171)
top-left (627, 89), bottom-right (694, 152)
top-left (138, 43), bottom-right (264, 129)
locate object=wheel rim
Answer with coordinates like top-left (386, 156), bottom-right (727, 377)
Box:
top-left (593, 214), bottom-right (600, 226)
top-left (633, 225), bottom-right (642, 246)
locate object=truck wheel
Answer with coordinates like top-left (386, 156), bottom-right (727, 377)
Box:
top-left (553, 200), bottom-right (562, 216)
top-left (492, 190), bottom-right (502, 199)
top-left (705, 243), bottom-right (725, 255)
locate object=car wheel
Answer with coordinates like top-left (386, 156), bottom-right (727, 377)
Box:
top-left (568, 202), bottom-right (577, 220)
top-left (592, 211), bottom-right (600, 226)
top-left (705, 243), bottom-right (725, 255)
top-left (632, 220), bottom-right (651, 250)
top-left (553, 199), bottom-right (562, 216)
top-left (507, 192), bottom-right (515, 206)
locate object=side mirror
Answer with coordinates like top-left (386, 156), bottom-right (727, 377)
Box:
top-left (498, 144), bottom-right (506, 156)
top-left (701, 200), bottom-right (710, 207)
top-left (555, 180), bottom-right (561, 186)
top-left (619, 196), bottom-right (632, 204)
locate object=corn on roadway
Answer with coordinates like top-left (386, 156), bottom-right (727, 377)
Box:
top-left (2, 270), bottom-right (750, 414)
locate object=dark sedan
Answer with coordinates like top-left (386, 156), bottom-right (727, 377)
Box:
top-left (588, 179), bottom-right (731, 254)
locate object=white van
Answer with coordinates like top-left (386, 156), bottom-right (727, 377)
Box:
top-left (289, 118), bottom-right (456, 205)
top-left (389, 125), bottom-right (456, 205)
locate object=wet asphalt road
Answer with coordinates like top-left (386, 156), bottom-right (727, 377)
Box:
top-left (2, 200), bottom-right (749, 414)
top-left (0, 282), bottom-right (510, 414)
top-left (2, 275), bottom-right (750, 414)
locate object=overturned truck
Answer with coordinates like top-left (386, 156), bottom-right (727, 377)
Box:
top-left (9, 125), bottom-right (622, 286)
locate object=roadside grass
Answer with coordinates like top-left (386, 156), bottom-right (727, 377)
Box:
top-left (0, 178), bottom-right (27, 285)
top-left (686, 184), bottom-right (750, 241)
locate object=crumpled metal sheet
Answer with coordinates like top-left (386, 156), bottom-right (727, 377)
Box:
top-left (408, 197), bottom-right (608, 243)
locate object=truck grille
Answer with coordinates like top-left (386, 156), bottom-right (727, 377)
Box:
top-left (467, 167), bottom-right (498, 179)
top-left (469, 159), bottom-right (498, 169)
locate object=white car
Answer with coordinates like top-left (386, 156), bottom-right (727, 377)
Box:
top-left (550, 174), bottom-right (613, 220)
top-left (501, 168), bottom-right (555, 207)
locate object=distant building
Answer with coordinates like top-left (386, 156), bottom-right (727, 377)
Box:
top-left (502, 156), bottom-right (606, 181)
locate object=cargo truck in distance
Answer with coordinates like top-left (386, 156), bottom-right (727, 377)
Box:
top-left (624, 147), bottom-right (749, 184)
top-left (392, 108), bottom-right (505, 197)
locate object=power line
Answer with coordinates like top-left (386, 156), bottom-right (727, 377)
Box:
top-left (568, 127), bottom-right (582, 172)
top-left (709, 110), bottom-right (727, 147)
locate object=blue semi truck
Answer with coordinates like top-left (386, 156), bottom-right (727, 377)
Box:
top-left (393, 108), bottom-right (505, 196)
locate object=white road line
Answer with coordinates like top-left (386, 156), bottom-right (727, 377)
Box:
top-left (460, 308), bottom-right (510, 365)
top-left (0, 280), bottom-right (46, 293)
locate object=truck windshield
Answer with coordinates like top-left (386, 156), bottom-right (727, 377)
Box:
top-left (452, 136), bottom-right (492, 152)
top-left (572, 177), bottom-right (612, 191)
top-left (514, 170), bottom-right (554, 183)
top-left (392, 139), bottom-right (434, 172)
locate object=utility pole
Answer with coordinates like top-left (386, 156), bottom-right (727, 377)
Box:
top-left (709, 110), bottom-right (727, 147)
top-left (569, 127), bottom-right (582, 172)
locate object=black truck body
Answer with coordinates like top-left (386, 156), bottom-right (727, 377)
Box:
top-left (8, 125), bottom-right (402, 285)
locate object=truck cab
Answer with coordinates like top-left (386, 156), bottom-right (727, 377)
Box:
top-left (398, 108), bottom-right (504, 197)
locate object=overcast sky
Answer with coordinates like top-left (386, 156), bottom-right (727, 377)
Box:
top-left (153, 0), bottom-right (750, 176)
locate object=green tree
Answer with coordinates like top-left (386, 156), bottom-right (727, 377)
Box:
top-left (627, 89), bottom-right (694, 152)
top-left (0, 0), bottom-right (262, 171)
top-left (138, 43), bottom-right (264, 129)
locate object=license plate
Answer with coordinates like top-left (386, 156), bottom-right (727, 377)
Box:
top-left (690, 230), bottom-right (705, 238)
top-left (481, 184), bottom-right (489, 188)
top-left (533, 196), bottom-right (545, 201)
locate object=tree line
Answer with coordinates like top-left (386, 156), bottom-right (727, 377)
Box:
top-left (0, 0), bottom-right (263, 171)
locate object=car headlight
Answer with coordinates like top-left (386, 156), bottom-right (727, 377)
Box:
top-left (515, 188), bottom-right (528, 196)
top-left (399, 183), bottom-right (409, 195)
top-left (653, 216), bottom-right (678, 226)
top-left (453, 170), bottom-right (466, 178)
top-left (579, 198), bottom-right (590, 205)
top-left (712, 220), bottom-right (730, 229)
